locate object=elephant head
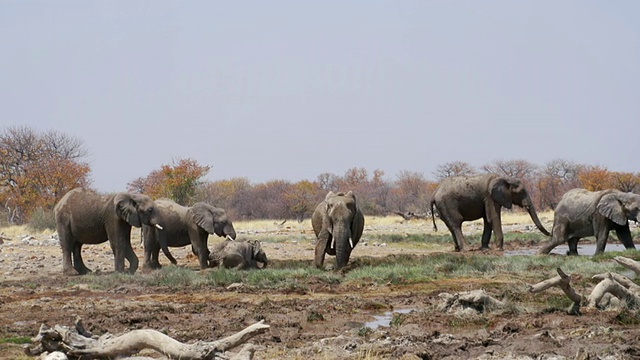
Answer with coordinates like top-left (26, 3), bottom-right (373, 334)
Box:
top-left (114, 193), bottom-right (163, 229)
top-left (188, 202), bottom-right (236, 239)
top-left (248, 240), bottom-right (268, 268)
top-left (597, 191), bottom-right (640, 225)
top-left (312, 191), bottom-right (365, 269)
top-left (489, 177), bottom-right (550, 236)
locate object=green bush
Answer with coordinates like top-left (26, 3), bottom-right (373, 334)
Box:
top-left (27, 207), bottom-right (56, 231)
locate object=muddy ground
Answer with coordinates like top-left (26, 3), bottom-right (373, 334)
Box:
top-left (2, 217), bottom-right (640, 359)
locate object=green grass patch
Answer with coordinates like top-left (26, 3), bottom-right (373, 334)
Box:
top-left (0, 336), bottom-right (31, 344)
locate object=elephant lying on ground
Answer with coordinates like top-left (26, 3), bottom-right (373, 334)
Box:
top-left (54, 188), bottom-right (163, 275)
top-left (312, 191), bottom-right (365, 269)
top-left (208, 239), bottom-right (268, 269)
top-left (143, 199), bottom-right (236, 270)
top-left (430, 174), bottom-right (550, 251)
top-left (538, 188), bottom-right (640, 256)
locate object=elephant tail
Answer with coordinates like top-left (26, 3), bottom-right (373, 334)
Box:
top-left (430, 199), bottom-right (438, 232)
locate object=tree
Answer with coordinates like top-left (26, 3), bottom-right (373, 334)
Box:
top-left (433, 161), bottom-right (476, 181)
top-left (0, 126), bottom-right (91, 225)
top-left (128, 158), bottom-right (211, 206)
top-left (578, 165), bottom-right (613, 191)
top-left (481, 159), bottom-right (538, 179)
top-left (283, 180), bottom-right (319, 222)
top-left (610, 172), bottom-right (640, 193)
top-left (536, 159), bottom-right (584, 209)
top-left (390, 171), bottom-right (435, 213)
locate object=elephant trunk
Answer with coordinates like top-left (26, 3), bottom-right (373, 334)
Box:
top-left (523, 198), bottom-right (550, 236)
top-left (334, 223), bottom-right (352, 269)
top-left (224, 225), bottom-right (237, 240)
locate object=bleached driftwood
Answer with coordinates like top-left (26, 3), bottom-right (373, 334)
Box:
top-left (614, 256), bottom-right (640, 276)
top-left (437, 289), bottom-right (506, 314)
top-left (528, 268), bottom-right (582, 315)
top-left (25, 317), bottom-right (269, 360)
top-left (587, 273), bottom-right (640, 309)
top-left (592, 272), bottom-right (640, 295)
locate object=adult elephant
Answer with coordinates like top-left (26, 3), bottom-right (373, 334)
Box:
top-left (54, 188), bottom-right (163, 275)
top-left (430, 174), bottom-right (550, 251)
top-left (312, 191), bottom-right (365, 269)
top-left (142, 199), bottom-right (236, 270)
top-left (538, 189), bottom-right (640, 256)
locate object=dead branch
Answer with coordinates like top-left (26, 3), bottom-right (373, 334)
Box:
top-left (438, 290), bottom-right (505, 314)
top-left (528, 268), bottom-right (582, 315)
top-left (614, 256), bottom-right (640, 275)
top-left (26, 318), bottom-right (269, 360)
top-left (587, 273), bottom-right (640, 309)
top-left (592, 272), bottom-right (640, 296)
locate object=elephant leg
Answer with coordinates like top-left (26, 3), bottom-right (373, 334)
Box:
top-left (314, 230), bottom-right (331, 268)
top-left (124, 243), bottom-right (139, 274)
top-left (615, 225), bottom-right (636, 250)
top-left (488, 205), bottom-right (504, 250)
top-left (73, 242), bottom-right (92, 275)
top-left (59, 226), bottom-right (78, 276)
top-left (112, 242), bottom-right (126, 273)
top-left (443, 220), bottom-right (467, 251)
top-left (191, 233), bottom-right (210, 270)
top-left (480, 218), bottom-right (492, 249)
top-left (593, 225), bottom-right (610, 256)
top-left (143, 227), bottom-right (160, 270)
top-left (539, 222), bottom-right (567, 255)
top-left (567, 237), bottom-right (580, 256)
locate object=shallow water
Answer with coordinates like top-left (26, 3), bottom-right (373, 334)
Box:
top-left (505, 243), bottom-right (632, 256)
top-left (364, 308), bottom-right (415, 330)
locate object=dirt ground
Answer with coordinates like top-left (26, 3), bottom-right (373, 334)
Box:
top-left (2, 215), bottom-right (640, 359)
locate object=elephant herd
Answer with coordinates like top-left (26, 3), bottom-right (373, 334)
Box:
top-left (52, 173), bottom-right (640, 276)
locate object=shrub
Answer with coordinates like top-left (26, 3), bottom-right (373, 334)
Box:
top-left (27, 207), bottom-right (56, 231)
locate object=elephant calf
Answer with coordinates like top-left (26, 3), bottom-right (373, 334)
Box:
top-left (208, 239), bottom-right (268, 270)
top-left (538, 188), bottom-right (640, 256)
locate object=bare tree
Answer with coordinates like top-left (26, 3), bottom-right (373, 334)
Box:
top-left (481, 159), bottom-right (539, 179)
top-left (432, 161), bottom-right (476, 181)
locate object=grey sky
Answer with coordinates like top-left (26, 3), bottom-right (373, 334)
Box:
top-left (2, 1), bottom-right (639, 192)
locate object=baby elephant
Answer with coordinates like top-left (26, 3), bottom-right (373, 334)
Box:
top-left (209, 239), bottom-right (268, 270)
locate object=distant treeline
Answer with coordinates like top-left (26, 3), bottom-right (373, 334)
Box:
top-left (1, 126), bottom-right (638, 227)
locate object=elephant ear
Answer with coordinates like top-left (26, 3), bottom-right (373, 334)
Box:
top-left (190, 204), bottom-right (216, 234)
top-left (324, 191), bottom-right (336, 201)
top-left (597, 194), bottom-right (627, 225)
top-left (489, 177), bottom-right (513, 209)
top-left (351, 208), bottom-right (365, 247)
top-left (114, 193), bottom-right (142, 227)
top-left (249, 240), bottom-right (262, 258)
top-left (345, 190), bottom-right (356, 202)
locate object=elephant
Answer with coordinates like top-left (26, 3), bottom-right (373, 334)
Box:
top-left (142, 199), bottom-right (236, 270)
top-left (538, 188), bottom-right (640, 256)
top-left (312, 191), bottom-right (365, 269)
top-left (429, 174), bottom-right (550, 251)
top-left (208, 238), bottom-right (268, 269)
top-left (54, 188), bottom-right (163, 275)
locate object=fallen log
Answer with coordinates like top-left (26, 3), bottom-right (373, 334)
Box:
top-left (614, 256), bottom-right (640, 276)
top-left (528, 268), bottom-right (582, 315)
top-left (393, 211), bottom-right (430, 221)
top-left (587, 273), bottom-right (640, 309)
top-left (591, 272), bottom-right (640, 296)
top-left (438, 289), bottom-right (505, 314)
top-left (25, 317), bottom-right (269, 360)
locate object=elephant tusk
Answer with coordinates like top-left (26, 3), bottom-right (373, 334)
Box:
top-left (349, 239), bottom-right (354, 249)
top-left (226, 235), bottom-right (235, 241)
top-left (155, 224), bottom-right (163, 230)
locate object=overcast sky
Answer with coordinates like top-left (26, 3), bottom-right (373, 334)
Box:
top-left (2, 1), bottom-right (639, 192)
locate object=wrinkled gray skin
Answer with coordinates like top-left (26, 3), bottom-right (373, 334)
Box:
top-left (312, 191), bottom-right (365, 269)
top-left (143, 199), bottom-right (236, 270)
top-left (209, 239), bottom-right (268, 270)
top-left (54, 188), bottom-right (162, 275)
top-left (538, 189), bottom-right (640, 256)
top-left (430, 174), bottom-right (550, 251)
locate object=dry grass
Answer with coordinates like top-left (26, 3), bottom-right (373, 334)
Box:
top-left (0, 209), bottom-right (554, 240)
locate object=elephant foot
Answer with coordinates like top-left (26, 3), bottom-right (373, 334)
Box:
top-left (63, 267), bottom-right (80, 276)
top-left (566, 251), bottom-right (579, 256)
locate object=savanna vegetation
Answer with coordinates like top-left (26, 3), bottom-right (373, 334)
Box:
top-left (2, 125), bottom-right (639, 230)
